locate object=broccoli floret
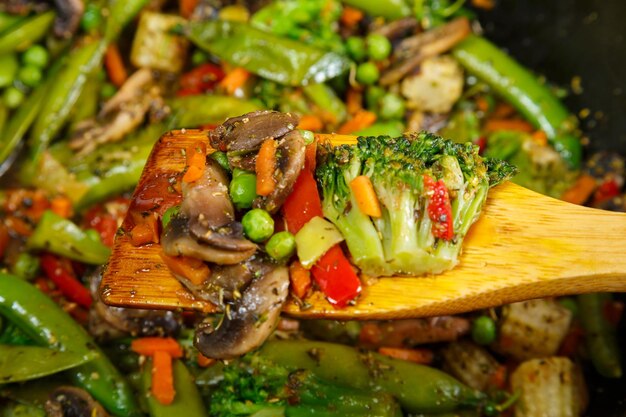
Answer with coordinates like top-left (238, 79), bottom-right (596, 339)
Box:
top-left (316, 132), bottom-right (516, 277)
top-left (209, 353), bottom-right (401, 417)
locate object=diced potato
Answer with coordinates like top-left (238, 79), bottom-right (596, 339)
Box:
top-left (511, 357), bottom-right (587, 417)
top-left (400, 55), bottom-right (464, 113)
top-left (131, 12), bottom-right (188, 73)
top-left (441, 340), bottom-right (502, 391)
top-left (496, 299), bottom-right (572, 361)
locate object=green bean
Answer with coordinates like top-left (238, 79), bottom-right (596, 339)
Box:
top-left (0, 273), bottom-right (140, 416)
top-left (342, 0), bottom-right (411, 20)
top-left (453, 35), bottom-right (582, 168)
top-left (69, 74), bottom-right (101, 132)
top-left (141, 358), bottom-right (208, 417)
top-left (0, 11), bottom-right (55, 55)
top-left (302, 83), bottom-right (348, 124)
top-left (105, 0), bottom-right (151, 41)
top-left (0, 53), bottom-right (19, 88)
top-left (259, 339), bottom-right (485, 414)
top-left (0, 345), bottom-right (95, 384)
top-left (577, 293), bottom-right (623, 378)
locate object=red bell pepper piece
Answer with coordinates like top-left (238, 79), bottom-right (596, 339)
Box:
top-left (592, 178), bottom-right (621, 206)
top-left (178, 63), bottom-right (225, 95)
top-left (40, 254), bottom-right (93, 308)
top-left (282, 168), bottom-right (361, 307)
top-left (424, 175), bottom-right (454, 241)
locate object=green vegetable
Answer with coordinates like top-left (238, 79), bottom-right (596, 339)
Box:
top-left (342, 0), bottom-right (411, 20)
top-left (295, 216), bottom-right (344, 268)
top-left (366, 33), bottom-right (392, 61)
top-left (3, 86), bottom-right (24, 109)
top-left (81, 3), bottom-right (104, 33)
top-left (168, 94), bottom-right (263, 129)
top-left (354, 120), bottom-right (404, 137)
top-left (191, 49), bottom-right (209, 65)
top-left (210, 151), bottom-right (231, 173)
top-left (300, 129), bottom-right (315, 145)
top-left (105, 0), bottom-right (151, 41)
top-left (17, 64), bottom-right (43, 87)
top-left (0, 11), bottom-right (55, 54)
top-left (265, 231), bottom-right (296, 261)
top-left (0, 12), bottom-right (24, 34)
top-left (0, 320), bottom-right (33, 346)
top-left (0, 273), bottom-right (140, 416)
top-left (69, 73), bottom-right (101, 132)
top-left (558, 297), bottom-right (579, 317)
top-left (379, 92), bottom-right (406, 120)
top-left (578, 293), bottom-right (623, 378)
top-left (414, 0), bottom-right (469, 28)
top-left (0, 53), bottom-right (19, 88)
top-left (259, 339), bottom-right (487, 414)
top-left (365, 85), bottom-right (386, 111)
top-left (0, 344), bottom-right (95, 384)
top-left (161, 205), bottom-right (181, 229)
top-left (26, 210), bottom-right (111, 265)
top-left (242, 208), bottom-right (275, 242)
top-left (471, 316), bottom-right (497, 345)
top-left (22, 44), bottom-right (49, 68)
top-left (316, 133), bottom-right (516, 277)
top-left (229, 170), bottom-right (258, 209)
top-left (130, 12), bottom-right (188, 73)
top-left (356, 61), bottom-right (380, 85)
top-left (302, 83), bottom-right (348, 125)
top-left (141, 358), bottom-right (208, 417)
top-left (101, 82), bottom-right (117, 99)
top-left (187, 20), bottom-right (351, 86)
top-left (209, 352), bottom-right (402, 417)
top-left (453, 35), bottom-right (582, 168)
top-left (10, 252), bottom-right (40, 281)
top-left (346, 36), bottom-right (367, 62)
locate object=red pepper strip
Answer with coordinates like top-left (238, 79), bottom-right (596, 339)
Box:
top-left (593, 178), bottom-right (621, 206)
top-left (40, 254), bottom-right (93, 308)
top-left (282, 168), bottom-right (361, 307)
top-left (424, 175), bottom-right (454, 241)
top-left (178, 63), bottom-right (225, 95)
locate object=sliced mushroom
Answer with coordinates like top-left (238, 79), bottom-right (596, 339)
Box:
top-left (45, 387), bottom-right (109, 417)
top-left (209, 110), bottom-right (299, 153)
top-left (53, 0), bottom-right (84, 38)
top-left (162, 216), bottom-right (256, 264)
top-left (253, 130), bottom-right (306, 213)
top-left (195, 264), bottom-right (289, 359)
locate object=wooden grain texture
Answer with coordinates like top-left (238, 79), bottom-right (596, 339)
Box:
top-left (101, 130), bottom-right (626, 320)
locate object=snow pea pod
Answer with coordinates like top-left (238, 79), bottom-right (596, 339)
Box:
top-left (0, 11), bottom-right (55, 54)
top-left (0, 344), bottom-right (95, 384)
top-left (167, 94), bottom-right (263, 128)
top-left (302, 84), bottom-right (347, 125)
top-left (26, 210), bottom-right (111, 264)
top-left (105, 0), bottom-right (150, 41)
top-left (187, 20), bottom-right (351, 86)
top-left (342, 0), bottom-right (411, 20)
top-left (0, 54), bottom-right (18, 88)
top-left (259, 339), bottom-right (485, 414)
top-left (0, 12), bottom-right (25, 34)
top-left (28, 39), bottom-right (106, 164)
top-left (453, 35), bottom-right (582, 168)
top-left (0, 273), bottom-right (140, 416)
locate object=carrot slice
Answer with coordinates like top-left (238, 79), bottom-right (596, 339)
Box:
top-left (50, 196), bottom-right (73, 218)
top-left (337, 110), bottom-right (377, 134)
top-left (378, 347), bottom-right (434, 364)
top-left (131, 337), bottom-right (184, 358)
top-left (561, 174), bottom-right (596, 205)
top-left (105, 44), bottom-right (128, 88)
top-left (350, 175), bottom-right (382, 217)
top-left (340, 6), bottom-right (364, 27)
top-left (220, 67), bottom-right (250, 95)
top-left (289, 260), bottom-right (312, 299)
top-left (197, 353), bottom-right (216, 368)
top-left (298, 114), bottom-right (324, 132)
top-left (151, 351), bottom-right (175, 405)
top-left (129, 213), bottom-right (160, 246)
top-left (182, 141), bottom-right (207, 183)
top-left (483, 118), bottom-right (533, 133)
top-left (179, 0), bottom-right (199, 18)
top-left (159, 252), bottom-right (211, 286)
top-left (256, 138), bottom-right (277, 196)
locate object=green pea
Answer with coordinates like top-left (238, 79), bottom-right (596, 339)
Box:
top-left (191, 49), bottom-right (209, 66)
top-left (366, 33), bottom-right (392, 61)
top-left (365, 85), bottom-right (385, 111)
top-left (17, 65), bottom-right (42, 87)
top-left (229, 171), bottom-right (257, 209)
top-left (11, 252), bottom-right (40, 281)
top-left (356, 62), bottom-right (379, 86)
top-left (471, 315), bottom-right (497, 345)
top-left (3, 86), bottom-right (24, 109)
top-left (379, 92), bottom-right (406, 120)
top-left (242, 208), bottom-right (274, 243)
top-left (265, 231), bottom-right (296, 261)
top-left (210, 151), bottom-right (230, 173)
top-left (101, 82), bottom-right (117, 99)
top-left (81, 4), bottom-right (103, 33)
top-left (0, 54), bottom-right (19, 88)
top-left (346, 36), bottom-right (366, 62)
top-left (558, 297), bottom-right (579, 317)
top-left (161, 205), bottom-right (180, 229)
top-left (300, 129), bottom-right (315, 145)
top-left (22, 44), bottom-right (49, 68)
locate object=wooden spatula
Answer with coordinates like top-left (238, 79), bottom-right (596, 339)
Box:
top-left (99, 130), bottom-right (626, 320)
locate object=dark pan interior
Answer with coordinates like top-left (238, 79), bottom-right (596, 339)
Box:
top-left (476, 2), bottom-right (626, 415)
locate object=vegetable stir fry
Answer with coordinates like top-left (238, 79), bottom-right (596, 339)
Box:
top-left (0, 1), bottom-right (623, 416)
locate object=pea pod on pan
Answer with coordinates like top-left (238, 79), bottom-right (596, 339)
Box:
top-left (0, 12), bottom-right (25, 34)
top-left (0, 273), bottom-right (140, 416)
top-left (105, 0), bottom-right (151, 41)
top-left (186, 19), bottom-right (351, 86)
top-left (342, 0), bottom-right (411, 20)
top-left (0, 11), bottom-right (55, 54)
top-left (453, 35), bottom-right (582, 168)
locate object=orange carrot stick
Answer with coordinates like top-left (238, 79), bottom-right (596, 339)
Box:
top-left (182, 141), bottom-right (207, 183)
top-left (561, 174), bottom-right (596, 205)
top-left (197, 353), bottom-right (216, 368)
top-left (297, 114), bottom-right (324, 132)
top-left (378, 347), bottom-right (434, 364)
top-left (131, 337), bottom-right (184, 358)
top-left (159, 252), bottom-right (211, 286)
top-left (289, 260), bottom-right (312, 299)
top-left (340, 6), bottom-right (364, 27)
top-left (304, 141), bottom-right (317, 172)
top-left (350, 175), bottom-right (382, 218)
top-left (129, 213), bottom-right (160, 246)
top-left (50, 196), bottom-right (73, 218)
top-left (337, 110), bottom-right (377, 134)
top-left (256, 139), bottom-right (277, 196)
top-left (483, 118), bottom-right (533, 133)
top-left (179, 0), bottom-right (199, 18)
top-left (220, 67), bottom-right (250, 95)
top-left (151, 351), bottom-right (175, 405)
top-left (105, 44), bottom-right (128, 88)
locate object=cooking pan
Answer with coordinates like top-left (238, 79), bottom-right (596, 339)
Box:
top-left (476, 1), bottom-right (626, 415)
